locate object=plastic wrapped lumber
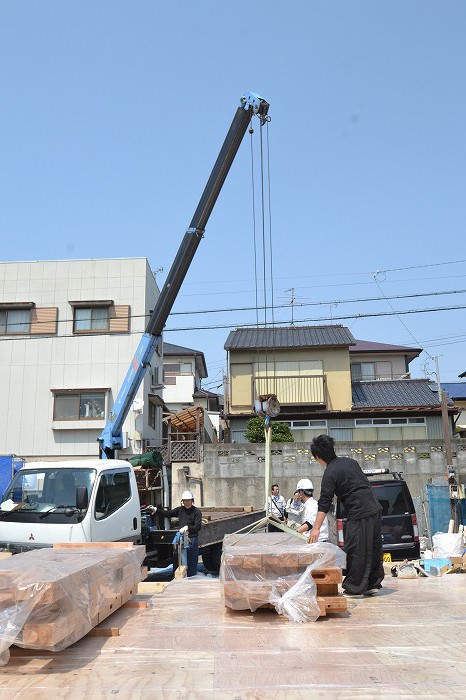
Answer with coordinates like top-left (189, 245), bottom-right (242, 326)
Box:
top-left (220, 531), bottom-right (347, 623)
top-left (0, 544), bottom-right (145, 665)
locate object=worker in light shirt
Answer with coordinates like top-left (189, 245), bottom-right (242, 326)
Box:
top-left (295, 478), bottom-right (329, 542)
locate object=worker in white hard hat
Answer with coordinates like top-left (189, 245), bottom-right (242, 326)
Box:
top-left (151, 489), bottom-right (202, 577)
top-left (284, 490), bottom-right (305, 530)
top-left (296, 478), bottom-right (329, 542)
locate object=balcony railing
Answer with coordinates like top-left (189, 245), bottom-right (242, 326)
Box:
top-left (143, 433), bottom-right (202, 463)
top-left (252, 374), bottom-right (326, 406)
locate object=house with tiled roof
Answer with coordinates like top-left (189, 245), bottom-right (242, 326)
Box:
top-left (223, 325), bottom-right (455, 443)
top-left (162, 341), bottom-right (223, 442)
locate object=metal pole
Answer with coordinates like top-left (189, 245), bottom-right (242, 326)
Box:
top-left (264, 421), bottom-right (271, 512)
top-left (441, 389), bottom-right (458, 530)
top-left (434, 356), bottom-right (442, 402)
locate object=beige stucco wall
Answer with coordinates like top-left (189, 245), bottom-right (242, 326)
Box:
top-left (350, 353), bottom-right (408, 378)
top-left (228, 347), bottom-right (352, 413)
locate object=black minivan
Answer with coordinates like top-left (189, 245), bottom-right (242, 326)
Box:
top-left (336, 469), bottom-right (420, 561)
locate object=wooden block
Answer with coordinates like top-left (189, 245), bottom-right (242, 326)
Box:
top-left (317, 595), bottom-right (347, 616)
top-left (87, 626), bottom-right (120, 637)
top-left (311, 568), bottom-right (342, 584)
top-left (22, 609), bottom-right (88, 647)
top-left (0, 552), bottom-right (12, 560)
top-left (315, 583), bottom-right (339, 596)
top-left (174, 565), bottom-right (187, 579)
top-left (262, 552), bottom-right (299, 569)
top-left (123, 599), bottom-right (149, 609)
top-left (298, 553), bottom-right (334, 568)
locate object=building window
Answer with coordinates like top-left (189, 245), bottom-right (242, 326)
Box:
top-left (351, 361), bottom-right (393, 381)
top-left (73, 306), bottom-right (109, 332)
top-left (94, 470), bottom-right (131, 521)
top-left (149, 401), bottom-right (157, 429)
top-left (0, 308), bottom-right (31, 334)
top-left (163, 362), bottom-right (192, 385)
top-left (354, 417), bottom-right (425, 426)
top-left (53, 391), bottom-right (106, 420)
top-left (283, 419), bottom-right (328, 429)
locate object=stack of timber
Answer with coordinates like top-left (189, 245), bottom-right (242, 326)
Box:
top-left (221, 532), bottom-right (347, 620)
top-left (0, 542), bottom-right (145, 661)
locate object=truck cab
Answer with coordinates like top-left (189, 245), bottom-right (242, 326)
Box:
top-left (0, 460), bottom-right (141, 553)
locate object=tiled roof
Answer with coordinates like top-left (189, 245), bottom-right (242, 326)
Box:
top-left (163, 342), bottom-right (203, 356)
top-left (351, 339), bottom-right (422, 357)
top-left (224, 325), bottom-right (355, 351)
top-left (163, 342), bottom-right (207, 379)
top-left (352, 379), bottom-right (440, 408)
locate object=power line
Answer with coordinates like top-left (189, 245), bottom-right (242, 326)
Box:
top-left (171, 287), bottom-right (466, 316)
top-left (372, 273), bottom-right (432, 359)
top-left (375, 258), bottom-right (466, 276)
top-left (177, 271), bottom-right (466, 296)
top-left (0, 290), bottom-right (466, 345)
top-left (174, 257), bottom-right (466, 290)
top-left (1, 303), bottom-right (465, 341)
top-left (165, 303), bottom-right (466, 332)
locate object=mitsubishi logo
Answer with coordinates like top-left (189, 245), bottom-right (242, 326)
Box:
top-left (29, 533), bottom-right (35, 541)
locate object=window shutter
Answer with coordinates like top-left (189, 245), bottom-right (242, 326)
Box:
top-left (30, 307), bottom-right (58, 335)
top-left (109, 305), bottom-right (130, 333)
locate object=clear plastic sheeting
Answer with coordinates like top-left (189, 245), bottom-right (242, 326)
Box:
top-left (220, 531), bottom-right (346, 623)
top-left (432, 532), bottom-right (465, 558)
top-left (0, 545), bottom-right (145, 665)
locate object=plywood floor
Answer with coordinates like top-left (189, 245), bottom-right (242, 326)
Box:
top-left (2, 574), bottom-right (466, 699)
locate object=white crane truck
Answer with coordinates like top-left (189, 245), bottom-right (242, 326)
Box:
top-left (0, 92), bottom-right (270, 572)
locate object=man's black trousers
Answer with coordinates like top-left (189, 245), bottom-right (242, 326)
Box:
top-left (343, 512), bottom-right (384, 595)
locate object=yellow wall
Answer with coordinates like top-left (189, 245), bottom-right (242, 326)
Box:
top-left (228, 347), bottom-right (352, 413)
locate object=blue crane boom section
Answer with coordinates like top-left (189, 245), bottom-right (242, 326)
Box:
top-left (98, 92), bottom-right (270, 458)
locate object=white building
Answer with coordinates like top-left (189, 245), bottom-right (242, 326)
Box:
top-left (0, 258), bottom-right (164, 460)
top-left (162, 342), bottom-right (208, 413)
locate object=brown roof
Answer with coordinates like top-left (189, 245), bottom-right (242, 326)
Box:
top-left (350, 339), bottom-right (422, 358)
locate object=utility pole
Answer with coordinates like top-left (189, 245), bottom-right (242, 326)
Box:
top-left (435, 356), bottom-right (459, 531)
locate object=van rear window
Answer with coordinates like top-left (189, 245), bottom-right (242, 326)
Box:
top-left (371, 484), bottom-right (409, 516)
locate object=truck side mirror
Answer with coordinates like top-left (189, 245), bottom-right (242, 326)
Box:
top-left (76, 487), bottom-right (89, 510)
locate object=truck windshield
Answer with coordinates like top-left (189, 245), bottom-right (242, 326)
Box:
top-left (0, 468), bottom-right (96, 512)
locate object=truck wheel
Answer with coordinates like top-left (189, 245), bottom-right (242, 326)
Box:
top-left (201, 542), bottom-right (223, 573)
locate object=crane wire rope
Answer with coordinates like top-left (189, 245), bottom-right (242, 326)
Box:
top-left (249, 117), bottom-right (260, 329)
top-left (266, 119), bottom-right (278, 397)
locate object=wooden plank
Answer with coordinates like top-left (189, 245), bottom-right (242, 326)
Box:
top-left (137, 581), bottom-right (169, 594)
top-left (0, 551), bottom-right (12, 559)
top-left (52, 542), bottom-right (136, 549)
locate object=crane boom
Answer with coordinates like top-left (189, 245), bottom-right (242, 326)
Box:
top-left (98, 92), bottom-right (270, 458)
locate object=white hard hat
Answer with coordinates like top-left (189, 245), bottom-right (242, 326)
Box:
top-left (181, 490), bottom-right (194, 501)
top-left (296, 478), bottom-right (314, 491)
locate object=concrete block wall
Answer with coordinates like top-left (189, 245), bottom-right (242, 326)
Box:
top-left (171, 439), bottom-right (466, 511)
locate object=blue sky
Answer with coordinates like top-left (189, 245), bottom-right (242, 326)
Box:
top-left (1, 1), bottom-right (465, 387)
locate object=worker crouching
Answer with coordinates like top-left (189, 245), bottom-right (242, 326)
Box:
top-left (155, 490), bottom-right (202, 577)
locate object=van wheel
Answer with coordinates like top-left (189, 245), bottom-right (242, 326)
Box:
top-left (201, 543), bottom-right (222, 573)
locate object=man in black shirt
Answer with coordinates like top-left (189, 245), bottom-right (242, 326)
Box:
top-left (156, 490), bottom-right (202, 577)
top-left (308, 435), bottom-right (384, 596)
